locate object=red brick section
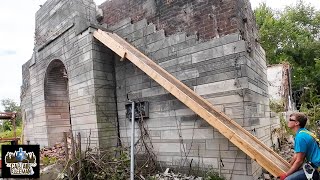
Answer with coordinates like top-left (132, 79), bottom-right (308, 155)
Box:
top-left (100, 0), bottom-right (258, 44)
top-left (235, 0), bottom-right (259, 49)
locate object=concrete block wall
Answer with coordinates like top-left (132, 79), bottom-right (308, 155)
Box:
top-left (21, 0), bottom-right (108, 148)
top-left (106, 16), bottom-right (271, 179)
top-left (21, 61), bottom-right (35, 143)
top-left (20, 0), bottom-right (274, 179)
top-left (92, 38), bottom-right (119, 148)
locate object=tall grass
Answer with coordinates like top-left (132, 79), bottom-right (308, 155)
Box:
top-left (0, 126), bottom-right (23, 157)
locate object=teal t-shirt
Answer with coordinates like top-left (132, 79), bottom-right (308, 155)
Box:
top-left (294, 128), bottom-right (320, 167)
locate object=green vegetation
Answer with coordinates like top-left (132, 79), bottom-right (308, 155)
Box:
top-left (269, 100), bottom-right (286, 113)
top-left (299, 86), bottom-right (320, 133)
top-left (254, 1), bottom-right (320, 107)
top-left (0, 99), bottom-right (23, 156)
top-left (41, 156), bottom-right (58, 166)
top-left (203, 171), bottom-right (225, 180)
top-left (0, 126), bottom-right (22, 139)
top-left (81, 147), bottom-right (130, 180)
top-left (255, 1), bottom-right (320, 134)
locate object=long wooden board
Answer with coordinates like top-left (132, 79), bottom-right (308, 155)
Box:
top-left (93, 29), bottom-right (290, 177)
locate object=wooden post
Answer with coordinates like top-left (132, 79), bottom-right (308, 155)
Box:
top-left (70, 130), bottom-right (77, 179)
top-left (12, 116), bottom-right (16, 143)
top-left (77, 132), bottom-right (81, 180)
top-left (64, 132), bottom-right (71, 178)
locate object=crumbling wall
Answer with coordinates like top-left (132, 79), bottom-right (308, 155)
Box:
top-left (99, 13), bottom-right (270, 180)
top-left (21, 0), bottom-right (273, 179)
top-left (267, 64), bottom-right (294, 111)
top-left (99, 0), bottom-right (258, 45)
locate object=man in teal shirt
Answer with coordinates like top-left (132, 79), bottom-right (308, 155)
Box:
top-left (280, 112), bottom-right (320, 180)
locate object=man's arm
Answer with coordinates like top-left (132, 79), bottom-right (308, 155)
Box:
top-left (286, 152), bottom-right (305, 176)
top-left (289, 154), bottom-right (297, 166)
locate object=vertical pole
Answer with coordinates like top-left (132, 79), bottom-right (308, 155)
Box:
top-left (218, 144), bottom-right (221, 177)
top-left (130, 101), bottom-right (135, 180)
top-left (70, 130), bottom-right (76, 179)
top-left (13, 115), bottom-right (16, 143)
top-left (77, 132), bottom-right (81, 180)
top-left (64, 132), bottom-right (71, 178)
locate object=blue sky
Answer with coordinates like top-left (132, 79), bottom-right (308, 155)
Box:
top-left (0, 0), bottom-right (319, 111)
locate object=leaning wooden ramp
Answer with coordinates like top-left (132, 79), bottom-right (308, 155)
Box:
top-left (93, 29), bottom-right (290, 176)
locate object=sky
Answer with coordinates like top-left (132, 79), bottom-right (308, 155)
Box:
top-left (0, 0), bottom-right (319, 111)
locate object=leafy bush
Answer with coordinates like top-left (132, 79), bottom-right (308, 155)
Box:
top-left (299, 86), bottom-right (320, 134)
top-left (204, 170), bottom-right (225, 180)
top-left (270, 100), bottom-right (285, 113)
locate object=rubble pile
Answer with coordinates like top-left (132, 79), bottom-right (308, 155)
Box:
top-left (278, 140), bottom-right (294, 162)
top-left (40, 143), bottom-right (66, 160)
top-left (40, 136), bottom-right (72, 162)
top-left (148, 168), bottom-right (204, 180)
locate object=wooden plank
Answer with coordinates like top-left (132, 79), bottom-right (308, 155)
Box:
top-left (93, 29), bottom-right (290, 176)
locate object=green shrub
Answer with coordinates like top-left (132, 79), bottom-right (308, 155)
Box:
top-left (204, 170), bottom-right (225, 180)
top-left (41, 156), bottom-right (58, 166)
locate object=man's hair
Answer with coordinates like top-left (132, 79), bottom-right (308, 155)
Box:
top-left (290, 112), bottom-right (308, 128)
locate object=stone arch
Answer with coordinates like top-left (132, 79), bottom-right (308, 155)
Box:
top-left (44, 59), bottom-right (70, 147)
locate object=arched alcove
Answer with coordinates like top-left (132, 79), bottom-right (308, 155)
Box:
top-left (44, 60), bottom-right (71, 147)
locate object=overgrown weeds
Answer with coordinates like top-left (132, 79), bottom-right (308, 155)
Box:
top-left (81, 147), bottom-right (130, 180)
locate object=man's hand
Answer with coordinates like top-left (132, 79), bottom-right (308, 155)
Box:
top-left (279, 173), bottom-right (287, 180)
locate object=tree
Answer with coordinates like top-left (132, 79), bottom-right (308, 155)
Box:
top-left (1, 99), bottom-right (20, 112)
top-left (299, 86), bottom-right (320, 135)
top-left (0, 99), bottom-right (22, 130)
top-left (254, 1), bottom-right (320, 107)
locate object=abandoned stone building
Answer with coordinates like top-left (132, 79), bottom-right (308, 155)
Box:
top-left (21, 0), bottom-right (280, 179)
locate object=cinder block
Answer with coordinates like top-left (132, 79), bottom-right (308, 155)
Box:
top-left (206, 138), bottom-right (229, 150)
top-left (108, 17), bottom-right (132, 31)
top-left (146, 30), bottom-right (165, 44)
top-left (161, 129), bottom-right (214, 140)
top-left (191, 46), bottom-right (224, 63)
top-left (202, 157), bottom-right (219, 168)
top-left (153, 143), bottom-right (181, 153)
top-left (177, 33), bottom-right (240, 56)
top-left (194, 78), bottom-right (247, 96)
top-left (223, 41), bottom-right (246, 56)
top-left (173, 68), bottom-right (199, 81)
top-left (159, 55), bottom-right (191, 68)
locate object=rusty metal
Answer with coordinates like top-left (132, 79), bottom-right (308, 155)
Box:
top-left (0, 112), bottom-right (16, 120)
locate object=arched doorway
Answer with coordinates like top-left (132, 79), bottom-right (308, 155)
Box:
top-left (44, 60), bottom-right (71, 147)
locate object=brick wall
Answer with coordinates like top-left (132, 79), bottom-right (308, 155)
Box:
top-left (100, 0), bottom-right (258, 44)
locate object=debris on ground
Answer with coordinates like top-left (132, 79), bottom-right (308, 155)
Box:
top-left (147, 168), bottom-right (204, 180)
top-left (259, 137), bottom-right (294, 180)
top-left (278, 139), bottom-right (294, 162)
top-left (40, 163), bottom-right (66, 180)
top-left (40, 142), bottom-right (66, 161)
top-left (40, 135), bottom-right (73, 166)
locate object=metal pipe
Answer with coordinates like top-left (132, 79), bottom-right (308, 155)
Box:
top-left (130, 101), bottom-right (135, 180)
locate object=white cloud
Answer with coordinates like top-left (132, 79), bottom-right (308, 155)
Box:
top-left (0, 0), bottom-right (319, 111)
